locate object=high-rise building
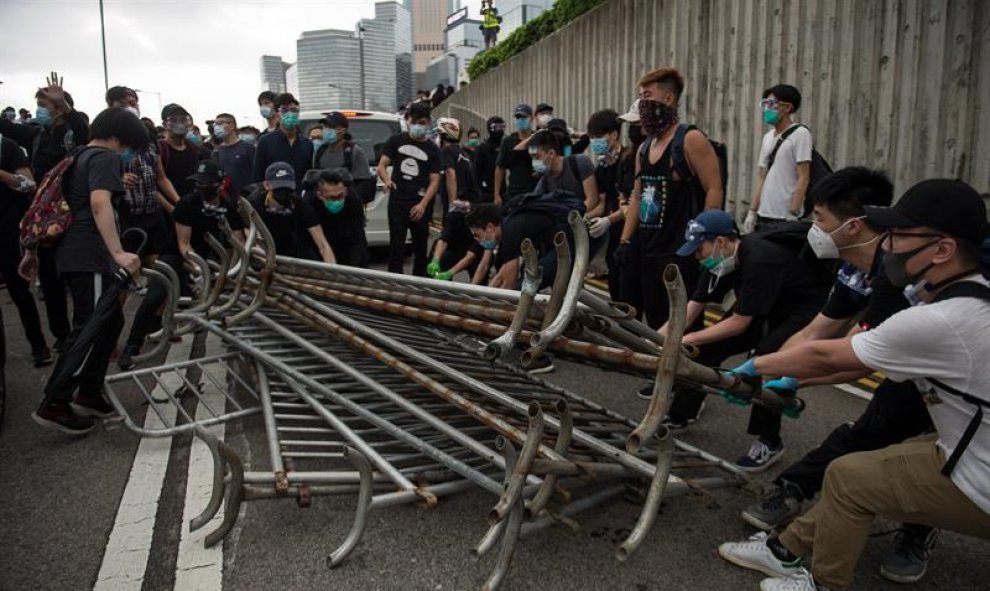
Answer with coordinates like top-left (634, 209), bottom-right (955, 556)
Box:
top-left (259, 55), bottom-right (290, 93)
top-left (405, 0), bottom-right (460, 90)
top-left (425, 8), bottom-right (482, 88)
top-left (360, 2), bottom-right (413, 112)
top-left (294, 29), bottom-right (360, 111)
top-left (497, 0), bottom-right (552, 40)
top-left (285, 63), bottom-right (299, 99)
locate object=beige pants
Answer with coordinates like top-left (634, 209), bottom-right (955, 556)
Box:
top-left (779, 434), bottom-right (990, 588)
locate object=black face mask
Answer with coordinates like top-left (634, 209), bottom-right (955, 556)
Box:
top-left (488, 130), bottom-right (504, 146)
top-left (883, 239), bottom-right (940, 287)
top-left (196, 183), bottom-right (220, 199)
top-left (272, 188), bottom-right (295, 206)
top-left (627, 125), bottom-right (646, 147)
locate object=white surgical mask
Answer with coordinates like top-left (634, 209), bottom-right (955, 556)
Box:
top-left (125, 106), bottom-right (140, 118)
top-left (806, 216), bottom-right (874, 260)
top-left (537, 113), bottom-right (552, 127)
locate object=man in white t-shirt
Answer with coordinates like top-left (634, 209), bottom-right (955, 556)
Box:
top-left (717, 178), bottom-right (990, 590)
top-left (744, 85), bottom-right (813, 232)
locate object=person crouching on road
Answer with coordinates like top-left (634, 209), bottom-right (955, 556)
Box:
top-left (306, 168), bottom-right (369, 268)
top-left (247, 162), bottom-right (334, 263)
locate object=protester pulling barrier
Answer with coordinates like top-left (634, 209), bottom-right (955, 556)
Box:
top-left (101, 203), bottom-right (807, 589)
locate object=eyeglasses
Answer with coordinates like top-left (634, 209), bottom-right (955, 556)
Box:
top-left (759, 98), bottom-right (779, 109)
top-left (279, 107), bottom-right (300, 114)
top-left (882, 231), bottom-right (945, 248)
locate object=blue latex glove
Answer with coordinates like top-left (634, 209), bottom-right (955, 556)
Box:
top-left (763, 376), bottom-right (799, 393)
top-left (731, 358), bottom-right (761, 379)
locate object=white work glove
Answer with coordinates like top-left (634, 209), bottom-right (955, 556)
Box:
top-left (587, 216), bottom-right (610, 238)
top-left (742, 210), bottom-right (758, 234)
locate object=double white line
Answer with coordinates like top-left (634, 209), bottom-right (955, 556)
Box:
top-left (94, 369), bottom-right (228, 590)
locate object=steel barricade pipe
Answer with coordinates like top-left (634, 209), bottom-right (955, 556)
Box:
top-left (485, 239), bottom-right (540, 360)
top-left (204, 433), bottom-right (245, 547)
top-left (489, 403), bottom-right (544, 524)
top-left (540, 232), bottom-right (571, 330)
top-left (224, 206), bottom-right (277, 326)
top-left (616, 433), bottom-right (674, 561)
top-left (190, 425), bottom-right (228, 532)
top-left (130, 261), bottom-right (180, 365)
top-left (626, 264), bottom-right (687, 454)
top-left (208, 216), bottom-right (251, 320)
top-left (481, 437), bottom-right (526, 591)
top-left (327, 446), bottom-right (374, 568)
top-left (525, 399), bottom-right (573, 518)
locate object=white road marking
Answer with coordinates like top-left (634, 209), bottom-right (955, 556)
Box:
top-left (94, 377), bottom-right (181, 591)
top-left (835, 382), bottom-right (874, 401)
top-left (174, 374), bottom-right (227, 590)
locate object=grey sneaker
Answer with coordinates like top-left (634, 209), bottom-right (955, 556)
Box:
top-left (742, 485), bottom-right (803, 531)
top-left (736, 439), bottom-right (785, 472)
top-left (880, 524), bottom-right (938, 583)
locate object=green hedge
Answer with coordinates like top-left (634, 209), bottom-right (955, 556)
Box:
top-left (467, 0), bottom-right (605, 80)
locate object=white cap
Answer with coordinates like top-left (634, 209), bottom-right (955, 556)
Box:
top-left (618, 99), bottom-right (640, 123)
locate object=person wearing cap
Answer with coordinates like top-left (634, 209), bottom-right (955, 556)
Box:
top-left (655, 209), bottom-right (831, 471)
top-left (305, 168), bottom-right (369, 268)
top-left (474, 116), bottom-right (506, 203)
top-left (494, 104), bottom-right (537, 208)
top-left (159, 103), bottom-right (202, 198)
top-left (211, 112), bottom-right (255, 197)
top-left (717, 179), bottom-right (990, 591)
top-left (252, 93), bottom-right (312, 192)
top-left (117, 160), bottom-right (247, 370)
top-left (247, 161), bottom-right (334, 263)
top-left (535, 103), bottom-right (554, 129)
top-left (377, 102), bottom-right (442, 276)
top-left (730, 168), bottom-right (941, 585)
top-left (314, 111), bottom-right (374, 202)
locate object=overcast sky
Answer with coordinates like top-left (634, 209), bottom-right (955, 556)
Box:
top-left (0, 0), bottom-right (482, 130)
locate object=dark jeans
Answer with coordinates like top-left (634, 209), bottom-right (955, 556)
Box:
top-left (618, 237), bottom-right (701, 329)
top-left (38, 246), bottom-right (70, 341)
top-left (330, 233), bottom-right (370, 268)
top-left (439, 248), bottom-right (479, 279)
top-left (776, 378), bottom-right (934, 501)
top-left (0, 232), bottom-right (47, 351)
top-left (667, 308), bottom-right (818, 446)
top-left (125, 253), bottom-right (188, 351)
top-left (387, 199), bottom-right (431, 276)
top-left (44, 272), bottom-right (123, 403)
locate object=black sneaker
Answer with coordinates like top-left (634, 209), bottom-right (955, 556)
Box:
top-left (525, 354), bottom-right (555, 375)
top-left (736, 439), bottom-right (785, 472)
top-left (880, 524), bottom-right (938, 583)
top-left (741, 485), bottom-right (803, 531)
top-left (71, 392), bottom-right (117, 418)
top-left (32, 402), bottom-right (96, 435)
top-left (660, 401), bottom-right (706, 430)
top-left (117, 345), bottom-right (141, 371)
top-left (52, 336), bottom-right (67, 354)
top-left (32, 346), bottom-right (54, 368)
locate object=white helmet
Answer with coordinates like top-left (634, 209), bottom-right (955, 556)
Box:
top-left (436, 117), bottom-right (462, 141)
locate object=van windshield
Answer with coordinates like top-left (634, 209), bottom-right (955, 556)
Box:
top-left (300, 117), bottom-right (401, 166)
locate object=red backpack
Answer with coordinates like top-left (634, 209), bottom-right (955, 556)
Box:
top-left (19, 148), bottom-right (85, 249)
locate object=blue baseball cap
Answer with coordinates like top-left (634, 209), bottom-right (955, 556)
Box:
top-left (265, 161), bottom-right (296, 189)
top-left (514, 103), bottom-right (533, 117)
top-left (676, 210), bottom-right (738, 257)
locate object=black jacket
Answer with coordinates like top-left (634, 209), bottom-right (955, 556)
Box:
top-left (0, 111), bottom-right (90, 179)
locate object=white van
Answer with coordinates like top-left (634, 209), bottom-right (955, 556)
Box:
top-left (298, 109), bottom-right (404, 247)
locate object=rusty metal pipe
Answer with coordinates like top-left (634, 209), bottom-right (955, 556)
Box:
top-left (225, 206), bottom-right (276, 326)
top-left (485, 239), bottom-right (540, 360)
top-left (481, 437), bottom-right (526, 591)
top-left (540, 231), bottom-right (571, 330)
top-left (326, 446), bottom-right (374, 568)
top-left (526, 399), bottom-right (572, 517)
top-left (472, 437), bottom-right (516, 559)
top-left (627, 265), bottom-right (686, 454)
top-left (489, 403), bottom-right (544, 524)
top-left (617, 433), bottom-right (674, 561)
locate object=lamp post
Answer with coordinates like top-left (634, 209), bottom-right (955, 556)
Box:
top-left (99, 0), bottom-right (109, 91)
top-left (358, 25), bottom-right (366, 110)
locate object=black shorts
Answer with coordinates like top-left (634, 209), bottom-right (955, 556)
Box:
top-left (119, 211), bottom-right (168, 256)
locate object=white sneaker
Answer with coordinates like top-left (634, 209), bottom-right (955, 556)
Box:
top-left (718, 531), bottom-right (802, 578)
top-left (760, 568), bottom-right (829, 591)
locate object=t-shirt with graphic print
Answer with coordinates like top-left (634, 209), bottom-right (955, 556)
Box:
top-left (382, 132), bottom-right (442, 205)
top-left (636, 137), bottom-right (703, 257)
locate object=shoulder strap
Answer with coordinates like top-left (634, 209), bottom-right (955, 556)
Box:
top-left (343, 142), bottom-right (353, 171)
top-left (670, 123), bottom-right (695, 180)
top-left (765, 124), bottom-right (806, 171)
top-left (935, 280), bottom-right (990, 304)
top-left (928, 377), bottom-right (989, 477)
top-left (566, 155), bottom-right (582, 186)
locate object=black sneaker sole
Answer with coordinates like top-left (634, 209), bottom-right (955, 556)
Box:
top-left (880, 564), bottom-right (928, 584)
top-left (31, 412), bottom-right (96, 435)
top-left (33, 357), bottom-right (54, 368)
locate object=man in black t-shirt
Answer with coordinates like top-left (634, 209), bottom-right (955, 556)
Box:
top-left (377, 103), bottom-right (441, 276)
top-left (304, 169), bottom-right (369, 268)
top-left (248, 162), bottom-right (334, 262)
top-left (23, 108), bottom-right (148, 435)
top-left (158, 103), bottom-right (201, 198)
top-left (465, 203), bottom-right (557, 291)
top-left (494, 104), bottom-right (537, 208)
top-left (473, 116), bottom-right (505, 203)
top-left (0, 134), bottom-right (50, 366)
top-left (655, 209), bottom-right (830, 471)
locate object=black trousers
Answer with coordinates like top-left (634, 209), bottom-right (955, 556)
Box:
top-left (44, 272), bottom-right (123, 403)
top-left (38, 246), bottom-right (70, 341)
top-left (667, 309), bottom-right (818, 445)
top-left (618, 236), bottom-right (701, 330)
top-left (776, 378), bottom-right (934, 501)
top-left (330, 233), bottom-right (370, 268)
top-left (387, 199), bottom-right (430, 276)
top-left (125, 253), bottom-right (188, 351)
top-left (0, 232), bottom-right (47, 351)
top-left (605, 224), bottom-right (623, 302)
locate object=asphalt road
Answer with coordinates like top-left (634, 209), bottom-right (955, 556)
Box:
top-left (1, 260), bottom-right (988, 591)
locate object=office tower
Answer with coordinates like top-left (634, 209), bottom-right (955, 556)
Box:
top-left (406, 0), bottom-right (460, 90)
top-left (498, 0), bottom-right (552, 40)
top-left (295, 29), bottom-right (361, 110)
top-left (259, 55), bottom-right (290, 93)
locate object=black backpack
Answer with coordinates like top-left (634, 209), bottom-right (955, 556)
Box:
top-left (765, 124), bottom-right (833, 217)
top-left (755, 220), bottom-right (838, 285)
top-left (502, 189), bottom-right (587, 238)
top-left (639, 123), bottom-right (728, 211)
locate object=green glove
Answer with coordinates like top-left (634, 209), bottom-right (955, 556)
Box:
top-left (427, 259), bottom-right (441, 277)
top-left (435, 270), bottom-right (454, 281)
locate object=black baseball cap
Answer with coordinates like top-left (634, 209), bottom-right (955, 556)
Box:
top-left (264, 162), bottom-right (296, 189)
top-left (864, 179), bottom-right (989, 246)
top-left (188, 160), bottom-right (223, 184)
top-left (514, 103), bottom-right (533, 118)
top-left (535, 102), bottom-right (553, 114)
top-left (321, 111), bottom-right (349, 129)
top-left (161, 103), bottom-right (189, 121)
